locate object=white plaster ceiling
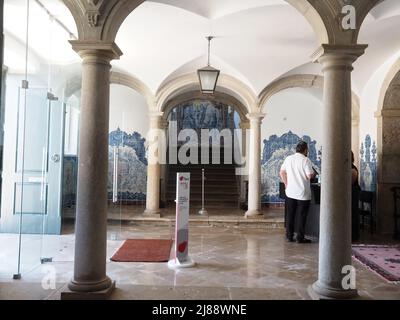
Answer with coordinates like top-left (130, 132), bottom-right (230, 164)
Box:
top-left (114, 1), bottom-right (316, 95)
top-left (354, 0), bottom-right (400, 95)
top-left (3, 0), bottom-right (400, 99)
top-left (150, 0), bottom-right (287, 20)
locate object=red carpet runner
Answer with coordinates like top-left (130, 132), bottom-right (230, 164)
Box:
top-left (111, 239), bottom-right (173, 262)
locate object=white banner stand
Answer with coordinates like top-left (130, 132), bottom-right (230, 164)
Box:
top-left (168, 172), bottom-right (196, 269)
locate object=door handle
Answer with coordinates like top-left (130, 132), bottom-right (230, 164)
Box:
top-left (51, 154), bottom-right (60, 163)
top-left (113, 147), bottom-right (119, 203)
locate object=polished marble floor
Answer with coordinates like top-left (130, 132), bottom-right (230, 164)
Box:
top-left (0, 222), bottom-right (399, 300)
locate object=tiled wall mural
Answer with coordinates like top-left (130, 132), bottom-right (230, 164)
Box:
top-left (107, 128), bottom-right (148, 201)
top-left (261, 131), bottom-right (321, 203)
top-left (62, 102), bottom-right (240, 206)
top-left (360, 134), bottom-right (377, 192)
top-left (169, 100), bottom-right (237, 135)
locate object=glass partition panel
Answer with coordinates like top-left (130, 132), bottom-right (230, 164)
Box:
top-left (108, 115), bottom-right (124, 242)
top-left (1, 0), bottom-right (79, 283)
top-left (15, 87), bottom-right (49, 276)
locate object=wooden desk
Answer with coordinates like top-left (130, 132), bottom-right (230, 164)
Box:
top-left (279, 182), bottom-right (320, 239)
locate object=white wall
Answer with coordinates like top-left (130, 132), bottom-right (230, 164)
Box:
top-left (109, 84), bottom-right (149, 136)
top-left (261, 87), bottom-right (323, 145)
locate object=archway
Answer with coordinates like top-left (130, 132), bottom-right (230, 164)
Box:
top-left (156, 73), bottom-right (257, 115)
top-left (58, 0), bottom-right (394, 299)
top-left (376, 59), bottom-right (400, 234)
top-left (258, 74), bottom-right (361, 165)
top-left (159, 88), bottom-right (249, 212)
top-left (61, 0), bottom-right (329, 44)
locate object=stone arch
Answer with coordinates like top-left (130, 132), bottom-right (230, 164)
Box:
top-left (355, 0), bottom-right (386, 44)
top-left (61, 0), bottom-right (145, 41)
top-left (61, 1), bottom-right (393, 52)
top-left (156, 73), bottom-right (258, 116)
top-left (61, 70), bottom-right (155, 106)
top-left (64, 75), bottom-right (82, 99)
top-left (284, 0), bottom-right (328, 44)
top-left (110, 71), bottom-right (156, 108)
top-left (62, 0), bottom-right (330, 44)
top-left (258, 74), bottom-right (361, 163)
top-left (162, 91), bottom-right (248, 123)
top-left (259, 74), bottom-right (360, 119)
top-left (375, 59), bottom-right (400, 234)
top-left (112, 0), bottom-right (329, 44)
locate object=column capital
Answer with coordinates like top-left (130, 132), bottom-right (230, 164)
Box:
top-left (70, 40), bottom-right (123, 62)
top-left (239, 121), bottom-right (250, 130)
top-left (246, 113), bottom-right (265, 123)
top-left (148, 111), bottom-right (164, 120)
top-left (160, 119), bottom-right (169, 130)
top-left (375, 109), bottom-right (400, 118)
top-left (311, 44), bottom-right (368, 71)
top-left (148, 111), bottom-right (165, 129)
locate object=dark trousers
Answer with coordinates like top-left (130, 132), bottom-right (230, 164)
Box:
top-left (285, 197), bottom-right (310, 240)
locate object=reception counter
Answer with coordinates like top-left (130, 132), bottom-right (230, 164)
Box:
top-left (279, 183), bottom-right (321, 239)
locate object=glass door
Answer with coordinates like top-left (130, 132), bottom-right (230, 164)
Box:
top-left (107, 115), bottom-right (125, 242)
top-left (1, 86), bottom-right (64, 277)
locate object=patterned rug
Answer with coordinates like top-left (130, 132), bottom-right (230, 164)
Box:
top-left (111, 239), bottom-right (173, 262)
top-left (352, 245), bottom-right (400, 283)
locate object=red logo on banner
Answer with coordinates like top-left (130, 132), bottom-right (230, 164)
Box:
top-left (178, 241), bottom-right (187, 253)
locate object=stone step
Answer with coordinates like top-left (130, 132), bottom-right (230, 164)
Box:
top-left (166, 185), bottom-right (238, 195)
top-left (166, 201), bottom-right (239, 208)
top-left (109, 216), bottom-right (284, 229)
top-left (166, 193), bottom-right (239, 199)
top-left (168, 177), bottom-right (238, 182)
top-left (169, 174), bottom-right (237, 179)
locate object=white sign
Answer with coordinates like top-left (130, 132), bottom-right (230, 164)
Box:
top-left (168, 172), bottom-right (195, 269)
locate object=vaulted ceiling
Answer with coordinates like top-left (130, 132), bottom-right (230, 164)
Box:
top-left (4, 0), bottom-right (400, 97)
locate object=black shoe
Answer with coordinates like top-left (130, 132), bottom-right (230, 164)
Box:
top-left (286, 236), bottom-right (294, 243)
top-left (296, 238), bottom-right (312, 244)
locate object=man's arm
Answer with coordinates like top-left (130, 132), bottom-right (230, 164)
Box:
top-left (305, 160), bottom-right (316, 180)
top-left (351, 168), bottom-right (358, 184)
top-left (280, 170), bottom-right (288, 188)
top-left (307, 170), bottom-right (316, 180)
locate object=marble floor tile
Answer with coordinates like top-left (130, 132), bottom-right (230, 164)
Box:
top-left (0, 223), bottom-right (399, 300)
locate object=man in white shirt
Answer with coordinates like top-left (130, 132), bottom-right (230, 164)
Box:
top-left (280, 141), bottom-right (316, 243)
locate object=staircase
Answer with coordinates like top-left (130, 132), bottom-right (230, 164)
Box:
top-left (166, 147), bottom-right (240, 209)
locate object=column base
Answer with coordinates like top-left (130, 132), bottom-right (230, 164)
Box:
top-left (143, 209), bottom-right (161, 218)
top-left (198, 209), bottom-right (208, 216)
top-left (62, 278), bottom-right (115, 300)
top-left (308, 281), bottom-right (358, 300)
top-left (245, 209), bottom-right (263, 219)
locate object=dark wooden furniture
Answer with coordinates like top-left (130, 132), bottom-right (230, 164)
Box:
top-left (392, 187), bottom-right (400, 239)
top-left (359, 191), bottom-right (374, 234)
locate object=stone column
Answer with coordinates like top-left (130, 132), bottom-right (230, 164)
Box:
top-left (144, 112), bottom-right (166, 217)
top-left (65, 41), bottom-right (122, 297)
top-left (159, 119), bottom-right (169, 209)
top-left (245, 113), bottom-right (264, 218)
top-left (310, 44), bottom-right (367, 299)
